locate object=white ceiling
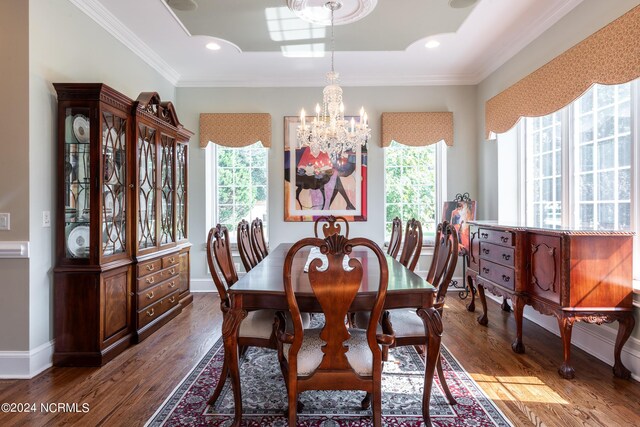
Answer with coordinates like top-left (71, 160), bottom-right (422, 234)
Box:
top-left (71, 0), bottom-right (584, 87)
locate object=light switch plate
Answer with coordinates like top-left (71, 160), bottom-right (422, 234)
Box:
top-left (0, 213), bottom-right (9, 231)
top-left (42, 211), bottom-right (51, 227)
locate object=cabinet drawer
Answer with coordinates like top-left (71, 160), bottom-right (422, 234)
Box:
top-left (137, 278), bottom-right (178, 308)
top-left (479, 242), bottom-right (515, 267)
top-left (161, 264), bottom-right (179, 280)
top-left (479, 228), bottom-right (514, 246)
top-left (137, 259), bottom-right (162, 277)
top-left (479, 259), bottom-right (515, 290)
top-left (137, 291), bottom-right (180, 329)
top-left (162, 253), bottom-right (180, 268)
top-left (137, 270), bottom-right (163, 292)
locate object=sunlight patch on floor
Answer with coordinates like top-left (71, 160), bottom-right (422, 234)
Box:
top-left (470, 373), bottom-right (568, 404)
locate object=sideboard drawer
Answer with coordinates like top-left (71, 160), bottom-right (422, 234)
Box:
top-left (162, 253), bottom-right (180, 268)
top-left (137, 270), bottom-right (164, 292)
top-left (137, 278), bottom-right (177, 307)
top-left (478, 228), bottom-right (514, 246)
top-left (480, 242), bottom-right (515, 267)
top-left (137, 291), bottom-right (180, 329)
top-left (161, 264), bottom-right (179, 280)
top-left (137, 259), bottom-right (162, 277)
top-left (479, 259), bottom-right (515, 290)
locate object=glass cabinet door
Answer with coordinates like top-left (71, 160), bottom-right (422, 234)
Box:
top-left (160, 134), bottom-right (175, 245)
top-left (138, 124), bottom-right (157, 250)
top-left (102, 112), bottom-right (127, 256)
top-left (64, 107), bottom-right (91, 259)
top-left (176, 142), bottom-right (187, 241)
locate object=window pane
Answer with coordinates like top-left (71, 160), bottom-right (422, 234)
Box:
top-left (619, 169), bottom-right (631, 200)
top-left (580, 87), bottom-right (593, 113)
top-left (619, 203), bottom-right (631, 230)
top-left (384, 141), bottom-right (437, 239)
top-left (598, 171), bottom-right (614, 200)
top-left (618, 135), bottom-right (631, 167)
top-left (597, 203), bottom-right (615, 229)
top-left (579, 173), bottom-right (593, 201)
top-left (579, 204), bottom-right (594, 228)
top-left (579, 144), bottom-right (593, 172)
top-left (597, 139), bottom-right (614, 169)
top-left (579, 115), bottom-right (593, 142)
top-left (597, 85), bottom-right (615, 107)
top-left (214, 143), bottom-right (268, 238)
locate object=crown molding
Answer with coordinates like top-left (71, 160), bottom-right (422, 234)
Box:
top-left (473, 0), bottom-right (583, 83)
top-left (176, 73), bottom-right (479, 88)
top-left (69, 0), bottom-right (181, 85)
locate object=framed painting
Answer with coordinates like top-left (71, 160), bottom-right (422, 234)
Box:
top-left (284, 116), bottom-right (367, 222)
top-left (441, 194), bottom-right (476, 254)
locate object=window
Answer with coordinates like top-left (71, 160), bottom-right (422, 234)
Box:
top-left (523, 82), bottom-right (635, 232)
top-left (206, 142), bottom-right (268, 240)
top-left (384, 140), bottom-right (446, 241)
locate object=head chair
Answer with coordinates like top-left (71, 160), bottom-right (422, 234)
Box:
top-left (313, 215), bottom-right (350, 238)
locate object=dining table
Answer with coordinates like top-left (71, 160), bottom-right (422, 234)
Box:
top-left (222, 242), bottom-right (442, 427)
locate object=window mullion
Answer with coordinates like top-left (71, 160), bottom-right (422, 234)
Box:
top-left (563, 107), bottom-right (572, 228)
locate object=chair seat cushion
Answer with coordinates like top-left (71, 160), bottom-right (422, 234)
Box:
top-left (388, 309), bottom-right (425, 338)
top-left (284, 328), bottom-right (374, 376)
top-left (239, 310), bottom-right (311, 340)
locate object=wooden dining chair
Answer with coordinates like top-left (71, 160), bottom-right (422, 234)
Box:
top-left (387, 217), bottom-right (403, 258)
top-left (276, 234), bottom-right (393, 427)
top-left (205, 224), bottom-right (279, 406)
top-left (237, 219), bottom-right (258, 271)
top-left (250, 217), bottom-right (268, 261)
top-left (382, 221), bottom-right (459, 405)
top-left (313, 215), bottom-right (350, 238)
top-left (398, 218), bottom-right (422, 271)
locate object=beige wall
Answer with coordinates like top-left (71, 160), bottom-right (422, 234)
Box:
top-left (0, 0), bottom-right (30, 351)
top-left (0, 0), bottom-right (177, 358)
top-left (176, 85), bottom-right (478, 282)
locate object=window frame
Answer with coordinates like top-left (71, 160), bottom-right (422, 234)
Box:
top-left (383, 140), bottom-right (447, 244)
top-left (205, 142), bottom-right (269, 244)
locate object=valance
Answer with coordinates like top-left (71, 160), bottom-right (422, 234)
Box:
top-left (199, 113), bottom-right (271, 148)
top-left (381, 112), bottom-right (453, 147)
top-left (485, 5), bottom-right (640, 139)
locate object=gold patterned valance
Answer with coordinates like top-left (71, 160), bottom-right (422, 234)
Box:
top-left (199, 113), bottom-right (271, 148)
top-left (381, 112), bottom-right (453, 147)
top-left (485, 5), bottom-right (640, 139)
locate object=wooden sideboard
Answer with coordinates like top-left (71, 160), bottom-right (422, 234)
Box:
top-left (466, 222), bottom-right (636, 379)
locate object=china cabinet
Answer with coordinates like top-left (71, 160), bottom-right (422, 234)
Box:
top-left (53, 84), bottom-right (192, 366)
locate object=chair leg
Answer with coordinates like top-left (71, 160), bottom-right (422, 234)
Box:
top-left (360, 392), bottom-right (371, 409)
top-left (372, 386), bottom-right (382, 427)
top-left (414, 344), bottom-right (425, 355)
top-left (287, 386), bottom-right (298, 427)
top-left (437, 353), bottom-right (456, 405)
top-left (207, 354), bottom-right (229, 405)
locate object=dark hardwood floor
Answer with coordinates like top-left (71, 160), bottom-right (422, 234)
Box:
top-left (0, 293), bottom-right (638, 426)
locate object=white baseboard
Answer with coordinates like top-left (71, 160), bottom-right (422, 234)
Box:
top-left (484, 293), bottom-right (640, 381)
top-left (0, 340), bottom-right (54, 379)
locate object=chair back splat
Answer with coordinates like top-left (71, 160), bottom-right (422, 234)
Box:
top-left (428, 221), bottom-right (459, 305)
top-left (238, 219), bottom-right (258, 271)
top-left (313, 215), bottom-right (350, 238)
top-left (387, 217), bottom-right (403, 258)
top-left (250, 218), bottom-right (268, 261)
top-left (398, 219), bottom-right (422, 272)
top-left (206, 225), bottom-right (238, 307)
top-left (279, 234), bottom-right (390, 427)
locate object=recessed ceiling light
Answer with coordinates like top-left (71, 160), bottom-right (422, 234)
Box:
top-left (425, 40), bottom-right (440, 49)
top-left (448, 0), bottom-right (478, 8)
top-left (206, 42), bottom-right (221, 51)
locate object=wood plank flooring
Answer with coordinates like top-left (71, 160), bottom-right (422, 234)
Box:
top-left (0, 293), bottom-right (638, 427)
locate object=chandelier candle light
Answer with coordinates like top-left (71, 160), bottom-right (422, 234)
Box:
top-left (297, 1), bottom-right (371, 160)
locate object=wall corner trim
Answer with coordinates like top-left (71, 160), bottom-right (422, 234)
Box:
top-left (0, 340), bottom-right (54, 379)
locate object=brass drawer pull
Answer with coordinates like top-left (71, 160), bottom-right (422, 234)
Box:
top-left (146, 264), bottom-right (155, 271)
top-left (169, 268), bottom-right (176, 275)
top-left (146, 308), bottom-right (155, 317)
top-left (482, 248), bottom-right (490, 255)
top-left (169, 257), bottom-right (176, 263)
top-left (169, 296), bottom-right (176, 303)
top-left (502, 254), bottom-right (511, 261)
top-left (481, 232), bottom-right (489, 239)
top-left (482, 267), bottom-right (490, 274)
top-left (502, 275), bottom-right (511, 283)
top-left (168, 281), bottom-right (176, 288)
top-left (146, 291), bottom-right (155, 299)
top-left (500, 236), bottom-right (509, 243)
top-left (146, 277), bottom-right (155, 285)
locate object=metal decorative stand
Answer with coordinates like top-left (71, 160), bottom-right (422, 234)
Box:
top-left (447, 193), bottom-right (475, 300)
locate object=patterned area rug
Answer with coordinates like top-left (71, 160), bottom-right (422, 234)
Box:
top-left (146, 335), bottom-right (512, 426)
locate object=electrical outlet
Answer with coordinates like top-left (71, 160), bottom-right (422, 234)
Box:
top-left (42, 211), bottom-right (51, 227)
top-left (0, 213), bottom-right (9, 230)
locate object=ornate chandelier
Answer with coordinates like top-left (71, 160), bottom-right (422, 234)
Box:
top-left (297, 1), bottom-right (370, 160)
